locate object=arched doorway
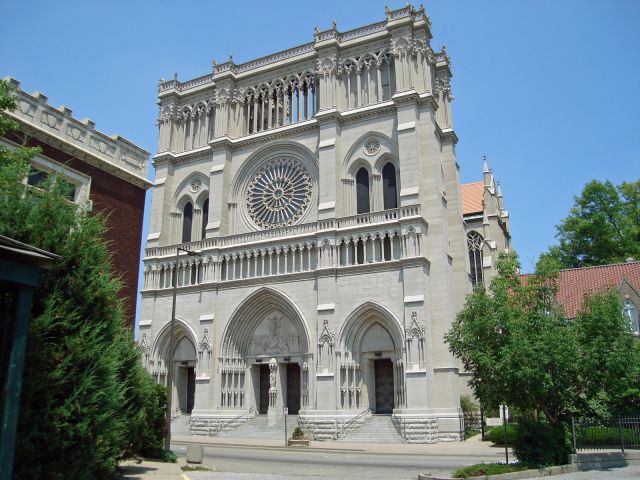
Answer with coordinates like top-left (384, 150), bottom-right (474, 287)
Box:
top-left (220, 288), bottom-right (311, 418)
top-left (152, 319), bottom-right (198, 415)
top-left (339, 303), bottom-right (405, 414)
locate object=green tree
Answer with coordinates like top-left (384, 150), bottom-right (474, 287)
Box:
top-left (544, 179), bottom-right (640, 268)
top-left (445, 251), bottom-right (640, 424)
top-left (0, 80), bottom-right (164, 478)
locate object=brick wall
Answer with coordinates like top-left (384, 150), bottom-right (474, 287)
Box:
top-left (9, 132), bottom-right (146, 329)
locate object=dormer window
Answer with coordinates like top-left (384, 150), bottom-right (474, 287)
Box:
top-left (623, 300), bottom-right (639, 335)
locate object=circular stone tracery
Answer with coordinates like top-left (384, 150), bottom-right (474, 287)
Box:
top-left (246, 157), bottom-right (312, 229)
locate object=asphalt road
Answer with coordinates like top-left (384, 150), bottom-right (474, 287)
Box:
top-left (173, 442), bottom-right (506, 479)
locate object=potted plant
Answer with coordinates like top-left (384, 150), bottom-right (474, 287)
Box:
top-left (288, 427), bottom-right (310, 447)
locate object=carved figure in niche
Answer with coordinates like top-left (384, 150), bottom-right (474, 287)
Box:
top-left (269, 357), bottom-right (277, 388)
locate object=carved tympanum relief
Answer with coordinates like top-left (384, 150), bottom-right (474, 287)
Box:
top-left (248, 313), bottom-right (301, 355)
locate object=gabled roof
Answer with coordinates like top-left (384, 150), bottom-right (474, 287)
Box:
top-left (521, 261), bottom-right (640, 318)
top-left (460, 181), bottom-right (484, 215)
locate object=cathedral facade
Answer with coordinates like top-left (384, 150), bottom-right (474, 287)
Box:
top-left (139, 5), bottom-right (481, 442)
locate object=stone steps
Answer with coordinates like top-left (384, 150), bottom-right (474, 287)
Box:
top-left (171, 413), bottom-right (192, 436)
top-left (336, 415), bottom-right (403, 443)
top-left (217, 415), bottom-right (299, 439)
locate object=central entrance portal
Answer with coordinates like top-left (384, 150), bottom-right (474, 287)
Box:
top-left (374, 358), bottom-right (394, 414)
top-left (286, 363), bottom-right (300, 414)
top-left (259, 364), bottom-right (269, 414)
top-left (255, 362), bottom-right (301, 415)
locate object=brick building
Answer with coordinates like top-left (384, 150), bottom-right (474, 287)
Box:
top-left (1, 77), bottom-right (151, 327)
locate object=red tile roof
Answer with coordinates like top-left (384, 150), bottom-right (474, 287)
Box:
top-left (521, 262), bottom-right (640, 318)
top-left (460, 181), bottom-right (484, 215)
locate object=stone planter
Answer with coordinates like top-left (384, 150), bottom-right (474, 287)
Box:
top-left (288, 439), bottom-right (310, 447)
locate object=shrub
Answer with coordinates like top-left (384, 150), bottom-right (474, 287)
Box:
top-left (292, 427), bottom-right (305, 440)
top-left (512, 419), bottom-right (571, 466)
top-left (577, 426), bottom-right (637, 447)
top-left (488, 424), bottom-right (517, 445)
top-left (452, 463), bottom-right (528, 478)
top-left (460, 395), bottom-right (478, 414)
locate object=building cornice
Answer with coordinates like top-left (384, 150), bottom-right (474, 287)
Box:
top-left (4, 77), bottom-right (151, 190)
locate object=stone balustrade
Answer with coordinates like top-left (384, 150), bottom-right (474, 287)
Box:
top-left (142, 205), bottom-right (425, 291)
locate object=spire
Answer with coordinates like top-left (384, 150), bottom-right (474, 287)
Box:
top-left (483, 155), bottom-right (491, 188)
top-left (496, 181), bottom-right (504, 211)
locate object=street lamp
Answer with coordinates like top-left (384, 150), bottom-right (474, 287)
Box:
top-left (164, 246), bottom-right (200, 451)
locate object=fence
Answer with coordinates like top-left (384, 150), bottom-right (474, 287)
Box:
top-left (572, 416), bottom-right (640, 452)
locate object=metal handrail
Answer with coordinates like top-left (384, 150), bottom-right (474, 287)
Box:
top-left (336, 408), bottom-right (370, 439)
top-left (211, 406), bottom-right (256, 435)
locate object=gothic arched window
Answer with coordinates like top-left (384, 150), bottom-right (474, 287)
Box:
top-left (624, 300), bottom-right (639, 335)
top-left (182, 202), bottom-right (193, 243)
top-left (382, 162), bottom-right (397, 210)
top-left (467, 231), bottom-right (484, 287)
top-left (356, 167), bottom-right (370, 214)
top-left (201, 199), bottom-right (209, 239)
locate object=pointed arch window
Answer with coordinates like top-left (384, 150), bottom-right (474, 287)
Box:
top-left (182, 202), bottom-right (193, 243)
top-left (467, 231), bottom-right (484, 287)
top-left (382, 162), bottom-right (398, 210)
top-left (356, 167), bottom-right (370, 214)
top-left (623, 300), bottom-right (639, 335)
top-left (201, 199), bottom-right (209, 239)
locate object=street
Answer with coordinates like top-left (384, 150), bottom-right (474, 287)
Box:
top-left (172, 436), bottom-right (509, 479)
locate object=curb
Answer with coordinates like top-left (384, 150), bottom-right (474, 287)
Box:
top-left (418, 463), bottom-right (577, 480)
top-left (172, 438), bottom-right (364, 454)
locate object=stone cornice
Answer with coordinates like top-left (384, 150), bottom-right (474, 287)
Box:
top-left (4, 77), bottom-right (151, 189)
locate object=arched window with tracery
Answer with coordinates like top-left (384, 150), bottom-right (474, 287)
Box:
top-left (201, 199), bottom-right (209, 239)
top-left (467, 231), bottom-right (484, 287)
top-left (182, 202), bottom-right (193, 243)
top-left (624, 300), bottom-right (639, 335)
top-left (356, 167), bottom-right (370, 214)
top-left (382, 162), bottom-right (397, 210)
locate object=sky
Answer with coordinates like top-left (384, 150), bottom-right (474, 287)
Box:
top-left (2, 1), bottom-right (639, 325)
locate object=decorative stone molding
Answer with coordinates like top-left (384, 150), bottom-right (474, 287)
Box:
top-left (4, 77), bottom-right (150, 189)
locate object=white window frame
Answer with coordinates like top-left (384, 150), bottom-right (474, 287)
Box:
top-left (623, 299), bottom-right (639, 336)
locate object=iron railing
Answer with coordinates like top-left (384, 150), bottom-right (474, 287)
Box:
top-left (572, 416), bottom-right (640, 452)
top-left (336, 408), bottom-right (370, 439)
top-left (209, 406), bottom-right (256, 435)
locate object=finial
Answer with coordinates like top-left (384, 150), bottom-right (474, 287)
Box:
top-left (331, 20), bottom-right (337, 30)
top-left (314, 26), bottom-right (320, 36)
top-left (173, 72), bottom-right (178, 81)
top-left (385, 5), bottom-right (391, 14)
top-left (482, 155), bottom-right (489, 173)
top-left (228, 52), bottom-right (233, 63)
top-left (212, 58), bottom-right (217, 69)
top-left (441, 45), bottom-right (447, 54)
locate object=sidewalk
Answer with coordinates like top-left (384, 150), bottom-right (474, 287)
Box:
top-left (118, 457), bottom-right (186, 480)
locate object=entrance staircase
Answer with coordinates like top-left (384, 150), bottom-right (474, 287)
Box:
top-left (171, 413), bottom-right (192, 436)
top-left (217, 414), bottom-right (300, 439)
top-left (336, 414), bottom-right (403, 443)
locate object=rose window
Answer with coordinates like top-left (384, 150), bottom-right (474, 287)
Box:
top-left (364, 137), bottom-right (381, 156)
top-left (189, 177), bottom-right (202, 193)
top-left (246, 157), bottom-right (312, 228)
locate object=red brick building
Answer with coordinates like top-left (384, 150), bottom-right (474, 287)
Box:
top-left (2, 77), bottom-right (151, 327)
top-left (521, 261), bottom-right (640, 334)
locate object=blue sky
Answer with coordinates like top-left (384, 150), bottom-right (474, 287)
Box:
top-left (2, 1), bottom-right (639, 323)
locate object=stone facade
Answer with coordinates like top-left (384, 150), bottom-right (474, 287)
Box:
top-left (1, 78), bottom-right (151, 327)
top-left (140, 5), bottom-right (480, 442)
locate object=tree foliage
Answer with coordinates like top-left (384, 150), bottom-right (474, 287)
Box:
top-left (544, 179), bottom-right (640, 268)
top-left (445, 251), bottom-right (640, 426)
top-left (0, 79), bottom-right (164, 478)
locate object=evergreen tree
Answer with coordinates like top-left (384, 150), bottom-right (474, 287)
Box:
top-left (0, 79), bottom-right (164, 478)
